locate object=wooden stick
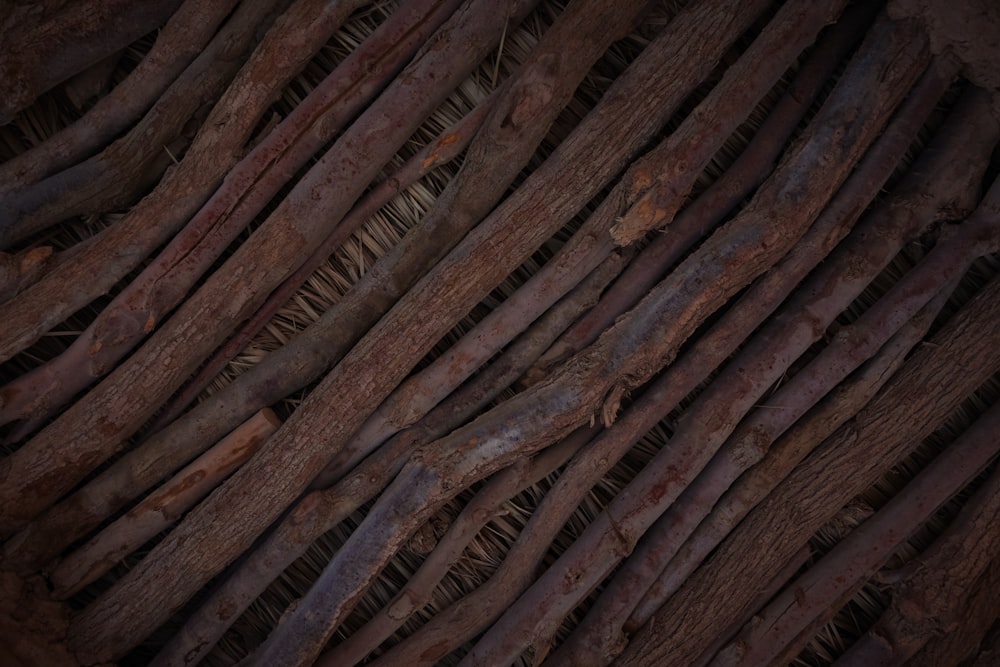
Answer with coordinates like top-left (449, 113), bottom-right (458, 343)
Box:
top-left (459, 17), bottom-right (933, 665)
top-left (558, 87), bottom-right (998, 660)
top-left (248, 13), bottom-right (928, 666)
top-left (0, 0), bottom-right (182, 125)
top-left (712, 402), bottom-right (1000, 667)
top-left (150, 256), bottom-right (619, 667)
top-left (0, 0), bottom-right (239, 193)
top-left (48, 409), bottom-right (280, 599)
top-left (314, 432), bottom-right (589, 667)
top-left (905, 557), bottom-right (1000, 667)
top-left (532, 1), bottom-right (876, 369)
top-left (837, 462), bottom-right (1000, 666)
top-left (627, 281), bottom-right (948, 630)
top-left (0, 0), bottom-right (365, 360)
top-left (148, 88), bottom-right (497, 433)
top-left (0, 0), bottom-right (536, 536)
top-left (0, 0), bottom-right (289, 247)
top-left (615, 274), bottom-right (1000, 666)
top-left (0, 0), bottom-right (463, 439)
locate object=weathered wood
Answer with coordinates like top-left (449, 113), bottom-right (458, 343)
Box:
top-left (535, 0), bottom-right (876, 367)
top-left (0, 0), bottom-right (238, 195)
top-left (0, 0), bottom-right (366, 360)
top-left (248, 13), bottom-right (928, 666)
top-left (0, 0), bottom-right (182, 124)
top-left (0, 0), bottom-right (466, 439)
top-left (616, 274), bottom-right (1000, 666)
top-left (837, 461), bottom-right (1000, 666)
top-left (48, 409), bottom-right (280, 599)
top-left (713, 401), bottom-right (1000, 667)
top-left (0, 0), bottom-right (537, 535)
top-left (0, 0), bottom-right (290, 247)
top-left (151, 258), bottom-right (621, 667)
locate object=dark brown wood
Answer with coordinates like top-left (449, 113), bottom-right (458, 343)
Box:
top-left (616, 274), bottom-right (1000, 666)
top-left (0, 0), bottom-right (183, 124)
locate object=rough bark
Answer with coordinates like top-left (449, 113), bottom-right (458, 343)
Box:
top-left (0, 0), bottom-right (238, 195)
top-left (0, 0), bottom-right (466, 439)
top-left (711, 401), bottom-right (1000, 667)
top-left (0, 0), bottom-right (290, 247)
top-left (533, 0), bottom-right (877, 369)
top-left (0, 0), bottom-right (366, 360)
top-left (47, 409), bottom-right (280, 599)
top-left (0, 0), bottom-right (183, 124)
top-left (836, 460), bottom-right (1000, 666)
top-left (616, 273), bottom-right (1000, 667)
top-left (71, 0), bottom-right (700, 657)
top-left (246, 14), bottom-right (928, 666)
top-left (0, 0), bottom-right (537, 535)
top-left (150, 258), bottom-right (619, 667)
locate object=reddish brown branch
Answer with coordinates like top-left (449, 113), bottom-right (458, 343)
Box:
top-left (245, 13), bottom-right (928, 666)
top-left (0, 0), bottom-right (366, 362)
top-left (616, 276), bottom-right (1000, 667)
top-left (150, 255), bottom-right (620, 667)
top-left (0, 0), bottom-right (290, 247)
top-left (0, 0), bottom-right (182, 124)
top-left (148, 87), bottom-right (496, 434)
top-left (713, 402), bottom-right (1000, 667)
top-left (0, 0), bottom-right (536, 537)
top-left (0, 0), bottom-right (464, 439)
top-left (838, 460), bottom-right (1000, 665)
top-left (0, 0), bottom-right (239, 194)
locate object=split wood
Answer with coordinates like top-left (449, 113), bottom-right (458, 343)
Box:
top-left (0, 0), bottom-right (367, 361)
top-left (616, 274), bottom-right (1000, 666)
top-left (0, 0), bottom-right (536, 535)
top-left (247, 11), bottom-right (927, 666)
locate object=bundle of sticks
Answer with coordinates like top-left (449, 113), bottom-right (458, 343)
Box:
top-left (1, 0), bottom-right (998, 665)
